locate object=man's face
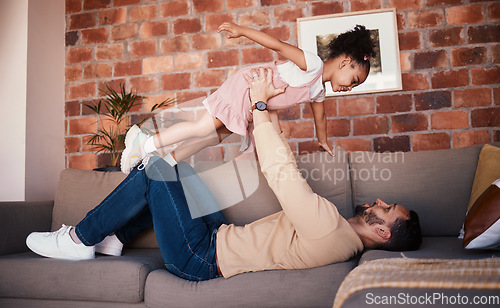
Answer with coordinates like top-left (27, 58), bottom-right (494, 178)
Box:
top-left (354, 199), bottom-right (410, 227)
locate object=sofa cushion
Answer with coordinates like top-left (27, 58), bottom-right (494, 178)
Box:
top-left (349, 145), bottom-right (484, 236)
top-left (359, 237), bottom-right (500, 264)
top-left (0, 249), bottom-right (163, 303)
top-left (145, 257), bottom-right (358, 308)
top-left (467, 144), bottom-right (500, 210)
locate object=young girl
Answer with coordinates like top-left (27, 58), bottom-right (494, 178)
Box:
top-left (121, 22), bottom-right (375, 174)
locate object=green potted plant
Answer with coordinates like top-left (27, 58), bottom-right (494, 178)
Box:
top-left (83, 83), bottom-right (175, 171)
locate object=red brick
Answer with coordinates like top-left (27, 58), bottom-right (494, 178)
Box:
top-left (487, 3), bottom-right (500, 22)
top-left (66, 31), bottom-right (79, 46)
top-left (431, 69), bottom-right (469, 89)
top-left (69, 117), bottom-right (97, 135)
top-left (353, 116), bottom-right (389, 136)
top-left (495, 87), bottom-right (500, 106)
top-left (338, 96), bottom-right (374, 116)
top-left (69, 13), bottom-right (96, 30)
top-left (96, 44), bottom-right (123, 60)
top-left (327, 119), bottom-right (350, 137)
top-left (388, 0), bottom-right (422, 10)
top-left (311, 1), bottom-right (344, 15)
top-left (471, 107), bottom-right (500, 127)
top-left (176, 91), bottom-right (209, 105)
top-left (192, 33), bottom-right (222, 50)
top-left (242, 48), bottom-right (274, 64)
top-left (143, 56), bottom-right (174, 74)
top-left (68, 154), bottom-right (98, 170)
top-left (334, 138), bottom-right (371, 152)
top-left (66, 47), bottom-right (92, 64)
top-left (174, 53), bottom-right (204, 71)
top-left (83, 63), bottom-right (112, 79)
top-left (446, 5), bottom-right (484, 25)
top-left (193, 70), bottom-right (226, 88)
top-left (453, 130), bottom-right (491, 148)
top-left (129, 5), bottom-right (157, 22)
top-left (226, 0), bottom-right (257, 10)
top-left (471, 67), bottom-right (500, 85)
top-left (97, 79), bottom-right (126, 95)
top-left (66, 0), bottom-right (82, 14)
top-left (130, 77), bottom-right (158, 93)
top-left (413, 133), bottom-right (450, 151)
top-left (454, 88), bottom-right (492, 108)
top-left (298, 140), bottom-right (333, 155)
top-left (351, 0), bottom-right (381, 12)
top-left (114, 0), bottom-right (140, 6)
top-left (429, 27), bottom-right (464, 48)
top-left (98, 8), bottom-right (126, 25)
top-left (129, 40), bottom-right (157, 58)
top-left (66, 65), bottom-right (83, 82)
top-left (495, 130), bottom-right (500, 142)
top-left (398, 31), bottom-right (421, 50)
top-left (65, 100), bottom-right (81, 117)
top-left (162, 73), bottom-right (191, 91)
top-left (208, 50), bottom-right (239, 68)
top-left (261, 25), bottom-right (291, 43)
top-left (161, 36), bottom-right (190, 53)
top-left (493, 45), bottom-right (500, 64)
top-left (140, 21), bottom-right (169, 38)
top-left (431, 110), bottom-right (468, 130)
top-left (161, 0), bottom-right (189, 17)
top-left (206, 13), bottom-right (235, 31)
top-left (451, 47), bottom-right (487, 67)
top-left (273, 6), bottom-right (304, 23)
top-left (414, 50), bottom-right (448, 70)
top-left (277, 105), bottom-right (301, 121)
top-left (111, 24), bottom-right (138, 41)
top-left (396, 13), bottom-right (406, 30)
top-left (65, 136), bottom-right (81, 154)
top-left (402, 73), bottom-right (429, 91)
top-left (468, 25), bottom-right (500, 44)
top-left (193, 0), bottom-right (223, 13)
top-left (239, 10), bottom-right (271, 27)
top-left (408, 9), bottom-right (444, 28)
top-left (84, 0), bottom-right (110, 10)
top-left (400, 52), bottom-right (411, 72)
top-left (114, 60), bottom-right (142, 77)
top-left (427, 0), bottom-right (461, 6)
top-left (324, 98), bottom-right (337, 117)
top-left (374, 135), bottom-right (410, 153)
top-left (281, 121), bottom-right (314, 138)
top-left (376, 94), bottom-right (412, 114)
top-left (173, 18), bottom-right (202, 35)
top-left (415, 91), bottom-right (451, 110)
top-left (391, 113), bottom-right (427, 133)
top-left (261, 0), bottom-right (289, 5)
top-left (81, 28), bottom-right (108, 44)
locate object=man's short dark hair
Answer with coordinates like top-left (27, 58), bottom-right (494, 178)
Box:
top-left (375, 210), bottom-right (422, 251)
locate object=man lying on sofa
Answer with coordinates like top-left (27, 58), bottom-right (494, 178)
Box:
top-left (26, 68), bottom-right (422, 281)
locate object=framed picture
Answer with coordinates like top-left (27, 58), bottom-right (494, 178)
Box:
top-left (297, 8), bottom-right (402, 97)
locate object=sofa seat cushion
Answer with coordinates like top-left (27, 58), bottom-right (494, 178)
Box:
top-left (0, 249), bottom-right (164, 303)
top-left (359, 237), bottom-right (500, 264)
top-left (145, 257), bottom-right (359, 308)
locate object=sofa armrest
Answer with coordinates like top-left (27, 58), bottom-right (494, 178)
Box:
top-left (0, 201), bottom-right (53, 256)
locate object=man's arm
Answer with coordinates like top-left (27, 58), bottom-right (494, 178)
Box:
top-left (247, 69), bottom-right (342, 240)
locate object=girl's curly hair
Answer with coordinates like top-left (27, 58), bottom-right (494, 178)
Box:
top-left (327, 25), bottom-right (376, 72)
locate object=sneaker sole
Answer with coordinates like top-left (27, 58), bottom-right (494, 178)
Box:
top-left (120, 125), bottom-right (141, 174)
top-left (26, 237), bottom-right (94, 261)
top-left (95, 246), bottom-right (122, 257)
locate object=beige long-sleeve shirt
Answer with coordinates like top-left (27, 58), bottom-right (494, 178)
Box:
top-left (216, 122), bottom-right (363, 278)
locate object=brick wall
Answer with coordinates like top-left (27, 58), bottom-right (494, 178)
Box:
top-left (65, 0), bottom-right (500, 170)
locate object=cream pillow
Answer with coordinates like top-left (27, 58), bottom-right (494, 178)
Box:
top-left (467, 144), bottom-right (500, 210)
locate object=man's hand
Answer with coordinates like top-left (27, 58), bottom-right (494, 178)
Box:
top-left (244, 67), bottom-right (286, 104)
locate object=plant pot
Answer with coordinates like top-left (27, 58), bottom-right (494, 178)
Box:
top-left (93, 166), bottom-right (121, 172)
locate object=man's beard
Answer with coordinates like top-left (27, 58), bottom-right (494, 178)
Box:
top-left (354, 203), bottom-right (385, 226)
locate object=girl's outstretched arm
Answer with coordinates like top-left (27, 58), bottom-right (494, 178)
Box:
top-left (218, 22), bottom-right (307, 71)
top-left (311, 101), bottom-right (334, 156)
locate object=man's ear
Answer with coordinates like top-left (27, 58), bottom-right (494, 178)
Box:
top-left (376, 225), bottom-right (391, 241)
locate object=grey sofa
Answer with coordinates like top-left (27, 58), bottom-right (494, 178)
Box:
top-left (1, 143), bottom-right (499, 308)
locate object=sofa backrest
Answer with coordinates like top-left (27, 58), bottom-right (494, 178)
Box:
top-left (348, 144), bottom-right (489, 237)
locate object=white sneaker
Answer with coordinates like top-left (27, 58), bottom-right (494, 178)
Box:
top-left (26, 225), bottom-right (95, 260)
top-left (95, 234), bottom-right (123, 256)
top-left (121, 125), bottom-right (149, 174)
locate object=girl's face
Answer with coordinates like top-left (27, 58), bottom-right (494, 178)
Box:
top-left (330, 59), bottom-right (369, 92)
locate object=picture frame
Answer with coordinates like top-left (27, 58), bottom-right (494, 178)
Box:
top-left (297, 8), bottom-right (402, 97)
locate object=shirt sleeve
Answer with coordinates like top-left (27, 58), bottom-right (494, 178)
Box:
top-left (253, 122), bottom-right (342, 239)
top-left (303, 49), bottom-right (323, 74)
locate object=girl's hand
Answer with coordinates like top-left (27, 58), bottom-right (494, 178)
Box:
top-left (319, 142), bottom-right (335, 157)
top-left (218, 22), bottom-right (244, 39)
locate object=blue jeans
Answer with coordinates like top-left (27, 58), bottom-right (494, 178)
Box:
top-left (75, 157), bottom-right (227, 281)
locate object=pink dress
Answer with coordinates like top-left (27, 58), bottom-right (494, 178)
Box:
top-left (203, 60), bottom-right (324, 149)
